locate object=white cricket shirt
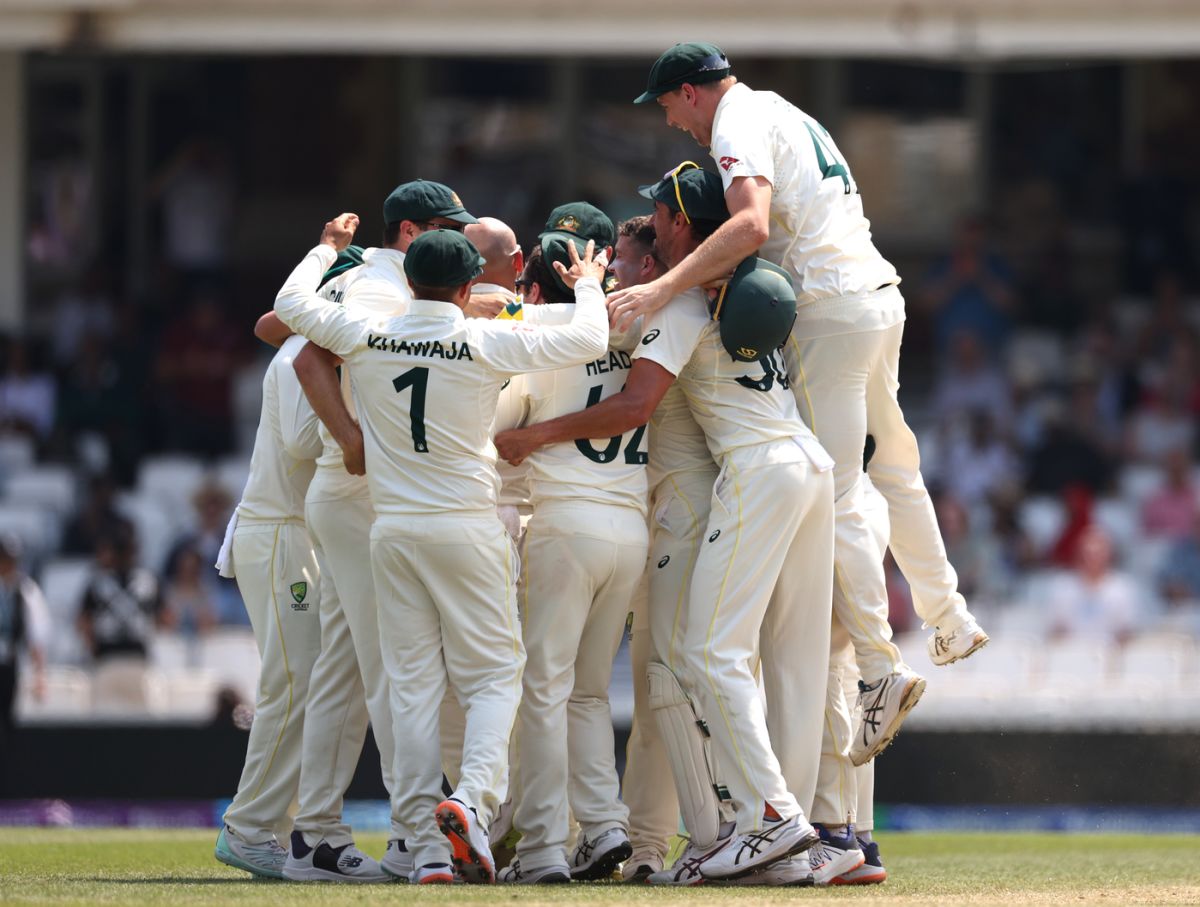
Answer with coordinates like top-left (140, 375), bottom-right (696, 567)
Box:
top-left (709, 83), bottom-right (904, 338)
top-left (632, 289), bottom-right (832, 472)
top-left (276, 245), bottom-right (609, 516)
top-left (309, 247), bottom-right (413, 503)
top-left (235, 333), bottom-right (322, 522)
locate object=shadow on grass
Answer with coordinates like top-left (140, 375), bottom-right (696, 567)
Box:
top-left (84, 877), bottom-right (280, 885)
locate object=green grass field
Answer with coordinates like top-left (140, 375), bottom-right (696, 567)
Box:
top-left (1, 829), bottom-right (1199, 905)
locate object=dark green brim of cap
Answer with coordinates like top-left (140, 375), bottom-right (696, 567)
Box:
top-left (633, 88), bottom-right (664, 104)
top-left (633, 67), bottom-right (730, 105)
top-left (637, 182), bottom-right (660, 200)
top-left (441, 209), bottom-right (480, 225)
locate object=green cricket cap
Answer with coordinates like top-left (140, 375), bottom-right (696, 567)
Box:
top-left (634, 42), bottom-right (731, 104)
top-left (383, 179), bottom-right (478, 226)
top-left (403, 230), bottom-right (486, 289)
top-left (539, 202), bottom-right (616, 249)
top-left (638, 164), bottom-right (730, 224)
top-left (538, 232), bottom-right (590, 297)
top-left (709, 256), bottom-right (797, 362)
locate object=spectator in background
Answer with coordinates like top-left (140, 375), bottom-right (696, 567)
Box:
top-left (921, 214), bottom-right (1018, 356)
top-left (1160, 513), bottom-right (1200, 606)
top-left (61, 474), bottom-right (124, 557)
top-left (0, 533), bottom-right (49, 792)
top-left (988, 490), bottom-right (1037, 596)
top-left (155, 293), bottom-right (247, 457)
top-left (1050, 484), bottom-right (1096, 568)
top-left (1026, 403), bottom-right (1115, 496)
top-left (166, 482), bottom-right (246, 627)
top-left (0, 338), bottom-right (56, 443)
top-left (161, 545), bottom-right (217, 638)
top-left (150, 136), bottom-right (234, 287)
top-left (1125, 384), bottom-right (1194, 466)
top-left (943, 410), bottom-right (1019, 508)
top-left (1049, 526), bottom-right (1145, 645)
top-left (933, 331), bottom-right (1013, 437)
top-left (1142, 448), bottom-right (1198, 541)
top-left (52, 266), bottom-right (116, 367)
top-left (934, 490), bottom-right (998, 603)
top-left (77, 521), bottom-right (164, 710)
top-left (1135, 272), bottom-right (1190, 364)
top-left (55, 336), bottom-right (142, 484)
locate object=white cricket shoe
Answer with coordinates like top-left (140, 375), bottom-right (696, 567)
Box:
top-left (214, 825), bottom-right (287, 879)
top-left (497, 859), bottom-right (571, 883)
top-left (621, 849), bottom-right (663, 883)
top-left (647, 823), bottom-right (734, 886)
top-left (808, 825), bottom-right (866, 886)
top-left (434, 797), bottom-right (495, 884)
top-left (380, 838), bottom-right (413, 882)
top-left (570, 827), bottom-right (633, 881)
top-left (928, 616), bottom-right (990, 666)
top-left (850, 668), bottom-right (926, 766)
top-left (282, 831), bottom-right (389, 883)
top-left (722, 853), bottom-right (814, 886)
top-left (700, 814), bottom-right (819, 881)
top-left (413, 863), bottom-right (455, 884)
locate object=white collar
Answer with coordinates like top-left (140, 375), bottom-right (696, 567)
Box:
top-left (408, 298), bottom-right (465, 321)
top-left (711, 82), bottom-right (752, 137)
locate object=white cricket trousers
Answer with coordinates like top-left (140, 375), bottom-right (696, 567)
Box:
top-left (223, 520), bottom-right (321, 842)
top-left (513, 502), bottom-right (647, 871)
top-left (623, 465), bottom-right (717, 859)
top-left (294, 483), bottom-right (402, 846)
top-left (680, 457), bottom-right (833, 834)
top-left (788, 315), bottom-right (968, 682)
top-left (371, 512), bottom-right (526, 870)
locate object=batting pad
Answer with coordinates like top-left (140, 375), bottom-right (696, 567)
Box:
top-left (646, 661), bottom-right (724, 849)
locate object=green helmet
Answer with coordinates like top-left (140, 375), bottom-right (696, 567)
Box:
top-left (708, 256), bottom-right (797, 362)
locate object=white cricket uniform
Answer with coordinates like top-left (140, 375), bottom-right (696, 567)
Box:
top-left (813, 477), bottom-right (888, 827)
top-left (710, 82), bottom-right (969, 682)
top-left (292, 247), bottom-right (413, 848)
top-left (275, 244), bottom-right (609, 870)
top-left (623, 383), bottom-right (718, 861)
top-left (222, 334), bottom-right (323, 843)
top-left (633, 290), bottom-right (835, 833)
top-left (508, 327), bottom-right (649, 872)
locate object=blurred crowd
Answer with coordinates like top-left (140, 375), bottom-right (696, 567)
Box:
top-left (2, 126), bottom-right (1199, 727)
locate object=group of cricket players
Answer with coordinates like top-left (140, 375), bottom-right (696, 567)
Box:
top-left (210, 42), bottom-right (991, 888)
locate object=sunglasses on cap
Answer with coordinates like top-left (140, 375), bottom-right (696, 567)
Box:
top-left (689, 52), bottom-right (730, 76)
top-left (413, 220), bottom-right (466, 233)
top-left (663, 160), bottom-right (702, 225)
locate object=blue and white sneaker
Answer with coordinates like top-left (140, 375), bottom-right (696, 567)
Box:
top-left (808, 824), bottom-right (865, 886)
top-left (281, 830), bottom-right (389, 883)
top-left (699, 813), bottom-right (819, 881)
top-left (570, 827), bottom-right (633, 881)
top-left (833, 837), bottom-right (887, 885)
top-left (850, 668), bottom-right (926, 765)
top-left (214, 825), bottom-right (287, 879)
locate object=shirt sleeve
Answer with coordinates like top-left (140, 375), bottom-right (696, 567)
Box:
top-left (20, 577), bottom-right (52, 652)
top-left (474, 277), bottom-right (609, 376)
top-left (710, 96), bottom-right (777, 191)
top-left (630, 294), bottom-right (707, 377)
top-left (274, 245), bottom-right (373, 359)
top-left (275, 338), bottom-right (323, 460)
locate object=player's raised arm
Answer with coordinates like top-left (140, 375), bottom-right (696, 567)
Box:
top-left (480, 238), bottom-right (609, 375)
top-left (494, 358), bottom-right (673, 466)
top-left (274, 213), bottom-right (372, 359)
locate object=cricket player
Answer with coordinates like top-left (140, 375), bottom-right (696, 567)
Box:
top-left (607, 216), bottom-right (691, 883)
top-left (498, 221), bottom-right (647, 884)
top-left (274, 216), bottom-right (609, 885)
top-left (211, 333), bottom-right (322, 879)
top-left (497, 167), bottom-right (837, 882)
top-left (284, 180), bottom-right (478, 883)
top-left (609, 43), bottom-right (989, 765)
